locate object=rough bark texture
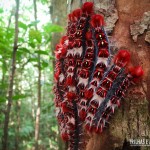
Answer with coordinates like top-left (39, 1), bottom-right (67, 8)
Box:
top-left (2, 0), bottom-right (20, 150)
top-left (69, 0), bottom-right (150, 150)
top-left (51, 0), bottom-right (67, 46)
top-left (51, 0), bottom-right (67, 149)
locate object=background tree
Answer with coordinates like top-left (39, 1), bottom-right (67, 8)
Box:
top-left (2, 0), bottom-right (20, 149)
top-left (50, 0), bottom-right (67, 149)
top-left (33, 0), bottom-right (42, 149)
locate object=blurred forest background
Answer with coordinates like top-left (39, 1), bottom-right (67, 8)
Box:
top-left (0, 0), bottom-right (67, 149)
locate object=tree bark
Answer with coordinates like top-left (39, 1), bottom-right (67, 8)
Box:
top-left (51, 0), bottom-right (67, 149)
top-left (2, 0), bottom-right (20, 150)
top-left (51, 0), bottom-right (67, 68)
top-left (33, 0), bottom-right (42, 150)
top-left (15, 101), bottom-right (21, 150)
top-left (69, 0), bottom-right (150, 150)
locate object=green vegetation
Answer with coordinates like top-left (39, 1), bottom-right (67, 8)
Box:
top-left (0, 0), bottom-right (63, 149)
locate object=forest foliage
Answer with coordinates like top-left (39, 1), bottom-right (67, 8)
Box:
top-left (0, 0), bottom-right (63, 149)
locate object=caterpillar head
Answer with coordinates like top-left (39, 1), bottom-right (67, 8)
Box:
top-left (129, 66), bottom-right (144, 83)
top-left (72, 9), bottom-right (82, 21)
top-left (90, 14), bottom-right (105, 28)
top-left (82, 2), bottom-right (94, 15)
top-left (114, 50), bottom-right (130, 67)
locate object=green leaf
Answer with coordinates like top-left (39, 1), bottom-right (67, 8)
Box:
top-left (44, 35), bottom-right (52, 44)
top-left (0, 43), bottom-right (11, 52)
top-left (13, 94), bottom-right (29, 100)
top-left (0, 97), bottom-right (6, 103)
top-left (0, 8), bottom-right (4, 13)
top-left (43, 23), bottom-right (64, 33)
top-left (29, 57), bottom-right (38, 62)
top-left (49, 55), bottom-right (55, 60)
top-left (6, 28), bottom-right (15, 39)
top-left (41, 61), bottom-right (48, 69)
top-left (18, 37), bottom-right (25, 43)
top-left (29, 29), bottom-right (42, 44)
top-left (51, 126), bottom-right (58, 133)
top-left (19, 21), bottom-right (27, 30)
top-left (28, 42), bottom-right (36, 48)
top-left (40, 0), bottom-right (48, 4)
top-left (2, 61), bottom-right (7, 74)
top-left (18, 47), bottom-right (31, 54)
top-left (20, 125), bottom-right (34, 138)
top-left (28, 20), bottom-right (40, 27)
top-left (35, 50), bottom-right (49, 55)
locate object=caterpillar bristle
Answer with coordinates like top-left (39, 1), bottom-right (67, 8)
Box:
top-left (129, 66), bottom-right (144, 82)
top-left (114, 50), bottom-right (130, 67)
top-left (81, 2), bottom-right (94, 15)
top-left (90, 14), bottom-right (105, 28)
top-left (53, 1), bottom-right (144, 150)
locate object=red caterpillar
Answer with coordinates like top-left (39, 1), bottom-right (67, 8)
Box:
top-left (53, 2), bottom-right (144, 150)
top-left (55, 2), bottom-right (94, 149)
top-left (85, 50), bottom-right (130, 130)
top-left (78, 14), bottom-right (110, 121)
top-left (88, 66), bottom-right (144, 133)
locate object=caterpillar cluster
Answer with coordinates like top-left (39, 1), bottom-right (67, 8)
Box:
top-left (53, 2), bottom-right (144, 150)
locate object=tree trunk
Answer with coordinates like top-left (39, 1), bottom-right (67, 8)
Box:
top-left (34, 55), bottom-right (41, 150)
top-left (15, 101), bottom-right (21, 150)
top-left (51, 0), bottom-right (67, 67)
top-left (2, 0), bottom-right (20, 149)
top-left (51, 0), bottom-right (67, 149)
top-left (33, 0), bottom-right (42, 149)
top-left (69, 0), bottom-right (150, 150)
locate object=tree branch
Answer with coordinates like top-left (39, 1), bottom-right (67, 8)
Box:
top-left (2, 0), bottom-right (20, 149)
